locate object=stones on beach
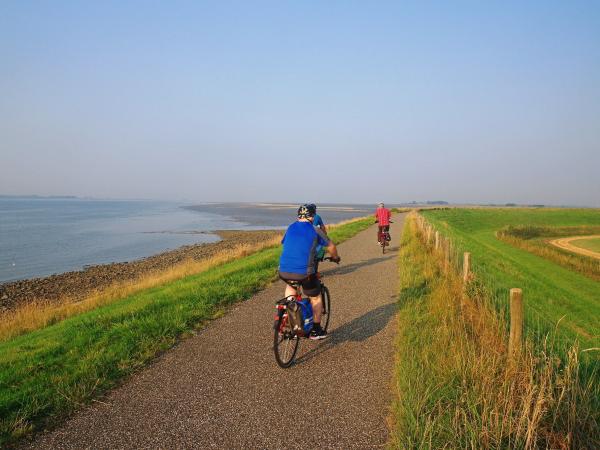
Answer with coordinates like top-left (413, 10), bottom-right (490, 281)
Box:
top-left (0, 230), bottom-right (281, 316)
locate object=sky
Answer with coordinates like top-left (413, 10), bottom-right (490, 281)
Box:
top-left (1, 1), bottom-right (599, 206)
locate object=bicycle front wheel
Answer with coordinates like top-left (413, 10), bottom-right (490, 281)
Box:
top-left (274, 327), bottom-right (299, 368)
top-left (321, 285), bottom-right (331, 332)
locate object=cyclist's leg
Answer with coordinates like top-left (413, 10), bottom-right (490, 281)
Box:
top-left (302, 275), bottom-right (323, 323)
top-left (310, 293), bottom-right (323, 323)
top-left (285, 284), bottom-right (297, 298)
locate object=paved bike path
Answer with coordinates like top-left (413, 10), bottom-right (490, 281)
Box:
top-left (26, 216), bottom-right (405, 449)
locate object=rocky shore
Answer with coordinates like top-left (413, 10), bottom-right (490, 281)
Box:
top-left (0, 230), bottom-right (281, 315)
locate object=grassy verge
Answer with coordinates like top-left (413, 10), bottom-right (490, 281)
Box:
top-left (391, 215), bottom-right (599, 448)
top-left (0, 217), bottom-right (373, 446)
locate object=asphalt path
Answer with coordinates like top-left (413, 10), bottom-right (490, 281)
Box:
top-left (25, 216), bottom-right (405, 449)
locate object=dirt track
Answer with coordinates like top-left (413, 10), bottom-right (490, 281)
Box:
top-left (23, 216), bottom-right (405, 449)
top-left (549, 235), bottom-right (600, 260)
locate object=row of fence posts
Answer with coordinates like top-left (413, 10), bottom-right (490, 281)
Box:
top-left (413, 212), bottom-right (524, 355)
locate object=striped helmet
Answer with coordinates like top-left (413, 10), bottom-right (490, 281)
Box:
top-left (297, 204), bottom-right (315, 219)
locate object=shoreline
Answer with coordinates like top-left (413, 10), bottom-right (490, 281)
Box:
top-left (0, 230), bottom-right (281, 315)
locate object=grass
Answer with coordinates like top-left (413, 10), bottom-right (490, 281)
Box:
top-left (391, 214), bottom-right (599, 448)
top-left (421, 208), bottom-right (600, 352)
top-left (0, 238), bottom-right (283, 342)
top-left (571, 237), bottom-right (600, 253)
top-left (0, 216), bottom-right (373, 446)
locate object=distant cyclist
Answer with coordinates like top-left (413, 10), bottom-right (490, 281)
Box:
top-left (308, 203), bottom-right (327, 270)
top-left (375, 202), bottom-right (392, 244)
top-left (307, 203), bottom-right (327, 235)
top-left (279, 204), bottom-right (340, 340)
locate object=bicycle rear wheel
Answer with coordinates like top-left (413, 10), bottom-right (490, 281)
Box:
top-left (320, 285), bottom-right (331, 332)
top-left (274, 326), bottom-right (299, 368)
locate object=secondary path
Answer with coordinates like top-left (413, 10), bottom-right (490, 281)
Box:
top-left (25, 216), bottom-right (405, 449)
top-left (549, 235), bottom-right (600, 260)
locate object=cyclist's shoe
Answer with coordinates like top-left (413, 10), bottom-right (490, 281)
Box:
top-left (309, 327), bottom-right (328, 340)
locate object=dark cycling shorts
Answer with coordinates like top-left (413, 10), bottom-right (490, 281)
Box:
top-left (278, 271), bottom-right (322, 296)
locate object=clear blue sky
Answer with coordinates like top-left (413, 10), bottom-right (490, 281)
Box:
top-left (1, 1), bottom-right (599, 205)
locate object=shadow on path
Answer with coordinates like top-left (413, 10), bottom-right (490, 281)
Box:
top-left (322, 255), bottom-right (395, 276)
top-left (294, 299), bottom-right (397, 366)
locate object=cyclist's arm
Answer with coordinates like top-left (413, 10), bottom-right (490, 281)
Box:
top-left (316, 228), bottom-right (339, 261)
top-left (326, 241), bottom-right (339, 260)
top-left (317, 218), bottom-right (328, 235)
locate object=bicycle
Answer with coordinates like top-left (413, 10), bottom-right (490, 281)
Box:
top-left (377, 222), bottom-right (392, 254)
top-left (273, 257), bottom-right (335, 368)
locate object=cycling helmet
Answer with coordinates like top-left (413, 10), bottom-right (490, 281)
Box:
top-left (307, 203), bottom-right (317, 215)
top-left (378, 202), bottom-right (384, 207)
top-left (297, 204), bottom-right (315, 219)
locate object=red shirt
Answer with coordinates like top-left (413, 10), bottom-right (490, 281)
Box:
top-left (375, 207), bottom-right (391, 226)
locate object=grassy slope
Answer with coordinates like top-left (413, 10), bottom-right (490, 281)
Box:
top-left (392, 215), bottom-right (599, 448)
top-left (571, 237), bottom-right (600, 253)
top-left (421, 208), bottom-right (600, 349)
top-left (0, 217), bottom-right (373, 445)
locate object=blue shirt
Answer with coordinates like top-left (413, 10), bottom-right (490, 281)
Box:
top-left (279, 221), bottom-right (330, 275)
top-left (313, 214), bottom-right (325, 230)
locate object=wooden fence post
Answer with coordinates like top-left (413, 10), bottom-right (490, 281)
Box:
top-left (509, 288), bottom-right (523, 355)
top-left (443, 238), bottom-right (450, 270)
top-left (435, 231), bottom-right (440, 250)
top-left (463, 252), bottom-right (471, 283)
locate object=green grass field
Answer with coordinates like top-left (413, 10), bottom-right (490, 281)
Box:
top-left (421, 208), bottom-right (600, 351)
top-left (0, 217), bottom-right (373, 446)
top-left (571, 237), bottom-right (600, 253)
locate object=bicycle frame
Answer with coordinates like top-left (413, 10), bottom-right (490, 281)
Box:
top-left (273, 258), bottom-right (334, 368)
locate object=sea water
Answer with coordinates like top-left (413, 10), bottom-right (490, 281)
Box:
top-left (0, 198), bottom-right (230, 282)
top-left (0, 199), bottom-right (373, 283)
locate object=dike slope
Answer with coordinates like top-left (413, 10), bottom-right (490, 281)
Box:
top-left (24, 217), bottom-right (404, 449)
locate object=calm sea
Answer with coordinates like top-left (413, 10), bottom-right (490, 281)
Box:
top-left (0, 199), bottom-right (372, 283)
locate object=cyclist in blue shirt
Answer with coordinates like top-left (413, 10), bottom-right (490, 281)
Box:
top-left (279, 204), bottom-right (340, 339)
top-left (308, 203), bottom-right (327, 235)
top-left (307, 203), bottom-right (327, 266)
